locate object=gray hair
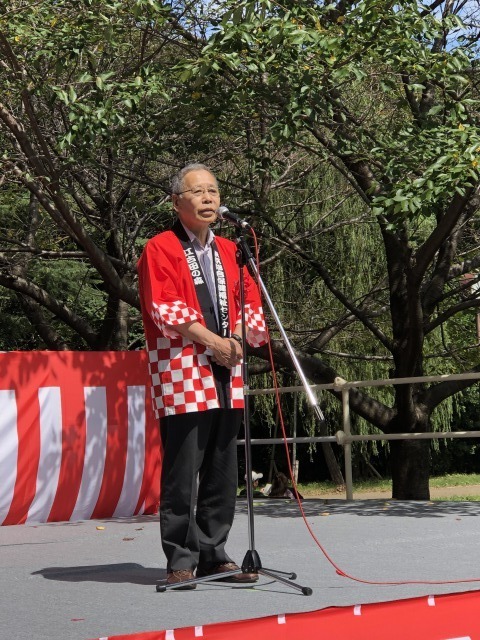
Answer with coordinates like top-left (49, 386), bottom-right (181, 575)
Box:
top-left (171, 163), bottom-right (217, 195)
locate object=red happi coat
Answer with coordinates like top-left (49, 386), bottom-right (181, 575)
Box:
top-left (137, 229), bottom-right (268, 418)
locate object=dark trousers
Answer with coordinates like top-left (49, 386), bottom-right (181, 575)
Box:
top-left (160, 408), bottom-right (243, 572)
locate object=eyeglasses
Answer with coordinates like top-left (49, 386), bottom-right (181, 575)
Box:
top-left (177, 187), bottom-right (220, 198)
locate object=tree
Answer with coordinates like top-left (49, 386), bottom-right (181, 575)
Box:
top-left (0, 0), bottom-right (199, 349)
top-left (1, 0), bottom-right (479, 498)
top-left (176, 0), bottom-right (480, 498)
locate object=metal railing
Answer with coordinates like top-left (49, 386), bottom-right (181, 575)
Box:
top-left (238, 371), bottom-right (480, 500)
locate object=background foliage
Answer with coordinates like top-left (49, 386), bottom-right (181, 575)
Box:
top-left (0, 0), bottom-right (479, 495)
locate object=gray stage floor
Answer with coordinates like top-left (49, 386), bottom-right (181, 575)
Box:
top-left (2, 498), bottom-right (480, 640)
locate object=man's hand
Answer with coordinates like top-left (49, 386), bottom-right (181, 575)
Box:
top-left (165, 320), bottom-right (243, 368)
top-left (210, 336), bottom-right (243, 368)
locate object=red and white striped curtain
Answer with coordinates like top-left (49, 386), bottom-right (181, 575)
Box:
top-left (0, 351), bottom-right (160, 526)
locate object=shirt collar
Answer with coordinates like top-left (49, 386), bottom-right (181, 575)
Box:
top-left (181, 222), bottom-right (215, 249)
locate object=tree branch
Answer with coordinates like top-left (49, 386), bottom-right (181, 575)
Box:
top-left (0, 270), bottom-right (99, 347)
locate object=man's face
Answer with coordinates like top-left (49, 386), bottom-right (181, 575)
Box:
top-left (172, 169), bottom-right (220, 234)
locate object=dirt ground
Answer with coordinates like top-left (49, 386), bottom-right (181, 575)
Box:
top-left (308, 484), bottom-right (480, 500)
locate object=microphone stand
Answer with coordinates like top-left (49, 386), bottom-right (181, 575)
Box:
top-left (157, 224), bottom-right (316, 595)
top-left (233, 226), bottom-right (313, 596)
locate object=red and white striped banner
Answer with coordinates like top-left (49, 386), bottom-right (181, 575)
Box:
top-left (0, 351), bottom-right (160, 526)
top-left (92, 590), bottom-right (480, 639)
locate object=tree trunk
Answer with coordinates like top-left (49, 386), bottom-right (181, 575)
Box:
top-left (322, 441), bottom-right (345, 486)
top-left (390, 439), bottom-right (430, 500)
top-left (318, 418), bottom-right (345, 486)
top-left (112, 298), bottom-right (130, 350)
top-left (17, 294), bottom-right (69, 350)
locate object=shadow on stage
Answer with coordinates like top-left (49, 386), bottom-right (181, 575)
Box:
top-left (32, 563), bottom-right (165, 585)
top-left (236, 497), bottom-right (480, 519)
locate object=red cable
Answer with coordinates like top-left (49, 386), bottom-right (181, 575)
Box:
top-left (250, 227), bottom-right (480, 587)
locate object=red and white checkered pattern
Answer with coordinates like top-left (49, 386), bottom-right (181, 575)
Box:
top-left (146, 301), bottom-right (268, 417)
top-left (244, 304), bottom-right (267, 348)
top-left (138, 231), bottom-right (268, 418)
top-left (147, 336), bottom-right (220, 416)
top-left (152, 301), bottom-right (202, 338)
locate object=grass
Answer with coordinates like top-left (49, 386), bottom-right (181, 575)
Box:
top-left (294, 473), bottom-right (480, 499)
top-left (296, 479), bottom-right (391, 495)
top-left (430, 473), bottom-right (480, 487)
top-left (238, 474), bottom-right (480, 500)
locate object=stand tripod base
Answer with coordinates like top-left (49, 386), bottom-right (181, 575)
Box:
top-left (242, 549), bottom-right (312, 596)
top-left (156, 549), bottom-right (313, 595)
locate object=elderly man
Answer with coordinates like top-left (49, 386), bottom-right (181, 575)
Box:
top-left (137, 163), bottom-right (267, 588)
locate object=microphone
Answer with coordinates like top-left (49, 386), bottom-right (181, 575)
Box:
top-left (216, 206), bottom-right (252, 231)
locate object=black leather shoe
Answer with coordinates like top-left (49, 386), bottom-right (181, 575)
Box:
top-left (166, 569), bottom-right (197, 590)
top-left (196, 562), bottom-right (258, 583)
